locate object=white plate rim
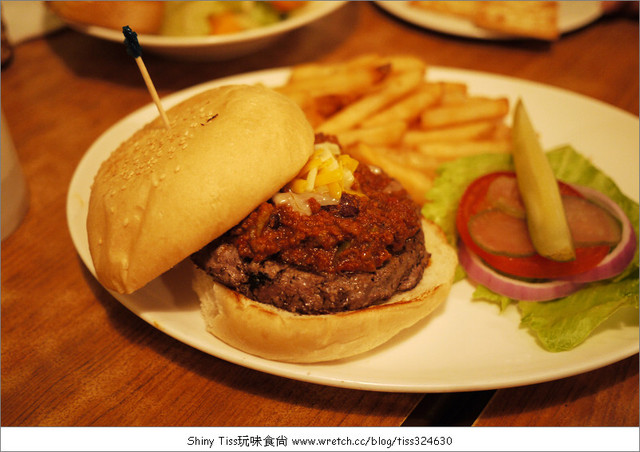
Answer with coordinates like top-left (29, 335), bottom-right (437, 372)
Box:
top-left (375, 1), bottom-right (603, 40)
top-left (67, 66), bottom-right (639, 393)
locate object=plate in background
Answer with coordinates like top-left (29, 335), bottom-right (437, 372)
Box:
top-left (60, 1), bottom-right (346, 60)
top-left (376, 1), bottom-right (603, 40)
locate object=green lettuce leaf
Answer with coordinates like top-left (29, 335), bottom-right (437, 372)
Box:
top-left (422, 152), bottom-right (512, 247)
top-left (519, 278), bottom-right (639, 351)
top-left (421, 145), bottom-right (639, 352)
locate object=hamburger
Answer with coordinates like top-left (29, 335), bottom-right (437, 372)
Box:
top-left (87, 84), bottom-right (457, 363)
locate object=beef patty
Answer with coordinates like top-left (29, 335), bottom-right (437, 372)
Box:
top-left (191, 162), bottom-right (428, 315)
top-left (192, 229), bottom-right (428, 315)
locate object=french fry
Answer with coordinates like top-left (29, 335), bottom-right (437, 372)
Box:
top-left (337, 121), bottom-right (407, 147)
top-left (402, 120), bottom-right (499, 146)
top-left (439, 90), bottom-right (467, 105)
top-left (439, 81), bottom-right (468, 102)
top-left (347, 143), bottom-right (433, 203)
top-left (283, 54), bottom-right (422, 97)
top-left (419, 97), bottom-right (509, 129)
top-left (385, 148), bottom-right (441, 176)
top-left (492, 121), bottom-right (512, 140)
top-left (313, 93), bottom-right (361, 118)
top-left (383, 55), bottom-right (428, 74)
top-left (361, 82), bottom-right (443, 128)
top-left (277, 63), bottom-right (391, 98)
top-left (416, 139), bottom-right (512, 161)
top-left (287, 54), bottom-right (384, 82)
top-left (317, 69), bottom-right (424, 135)
top-left (276, 55), bottom-right (514, 202)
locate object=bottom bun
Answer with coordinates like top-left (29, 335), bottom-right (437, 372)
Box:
top-left (192, 220), bottom-right (457, 363)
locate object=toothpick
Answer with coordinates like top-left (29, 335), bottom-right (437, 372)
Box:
top-left (122, 26), bottom-right (171, 130)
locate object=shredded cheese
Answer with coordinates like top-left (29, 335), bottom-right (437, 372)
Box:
top-left (272, 142), bottom-right (360, 215)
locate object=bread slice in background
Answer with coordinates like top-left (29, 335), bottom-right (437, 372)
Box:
top-left (410, 1), bottom-right (480, 19)
top-left (411, 0), bottom-right (559, 41)
top-left (474, 1), bottom-right (559, 40)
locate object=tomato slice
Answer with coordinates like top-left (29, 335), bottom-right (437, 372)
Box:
top-left (456, 172), bottom-right (610, 279)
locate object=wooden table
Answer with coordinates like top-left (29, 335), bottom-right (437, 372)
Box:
top-left (2, 2), bottom-right (638, 428)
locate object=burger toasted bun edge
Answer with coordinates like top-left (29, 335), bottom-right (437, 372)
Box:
top-left (193, 219), bottom-right (458, 363)
top-left (87, 84), bottom-right (315, 294)
top-left (48, 1), bottom-right (165, 35)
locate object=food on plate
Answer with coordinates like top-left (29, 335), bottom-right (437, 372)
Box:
top-left (458, 172), bottom-right (621, 280)
top-left (47, 1), bottom-right (165, 34)
top-left (86, 85), bottom-right (312, 294)
top-left (49, 1), bottom-right (307, 36)
top-left (464, 102), bottom-right (635, 291)
top-left (86, 84), bottom-right (457, 363)
top-left (410, 1), bottom-right (479, 19)
top-left (422, 104), bottom-right (639, 352)
top-left (511, 100), bottom-right (575, 261)
top-left (161, 1), bottom-right (307, 36)
top-left (474, 1), bottom-right (559, 40)
top-left (410, 0), bottom-right (559, 40)
top-left (276, 54), bottom-right (512, 204)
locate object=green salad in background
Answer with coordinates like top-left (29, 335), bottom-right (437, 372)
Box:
top-left (161, 1), bottom-right (306, 36)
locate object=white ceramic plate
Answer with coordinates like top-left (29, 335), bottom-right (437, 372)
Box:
top-left (67, 67), bottom-right (639, 392)
top-left (61, 1), bottom-right (346, 60)
top-left (376, 1), bottom-right (603, 40)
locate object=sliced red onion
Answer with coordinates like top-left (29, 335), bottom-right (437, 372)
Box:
top-left (561, 183), bottom-right (637, 283)
top-left (458, 240), bottom-right (585, 301)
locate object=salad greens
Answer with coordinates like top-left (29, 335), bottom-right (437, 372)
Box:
top-left (422, 145), bottom-right (639, 352)
top-left (161, 1), bottom-right (283, 37)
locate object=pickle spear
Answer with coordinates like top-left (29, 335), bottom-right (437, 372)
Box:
top-left (512, 100), bottom-right (575, 262)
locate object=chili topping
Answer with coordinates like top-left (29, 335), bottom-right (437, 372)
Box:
top-left (227, 163), bottom-right (422, 273)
